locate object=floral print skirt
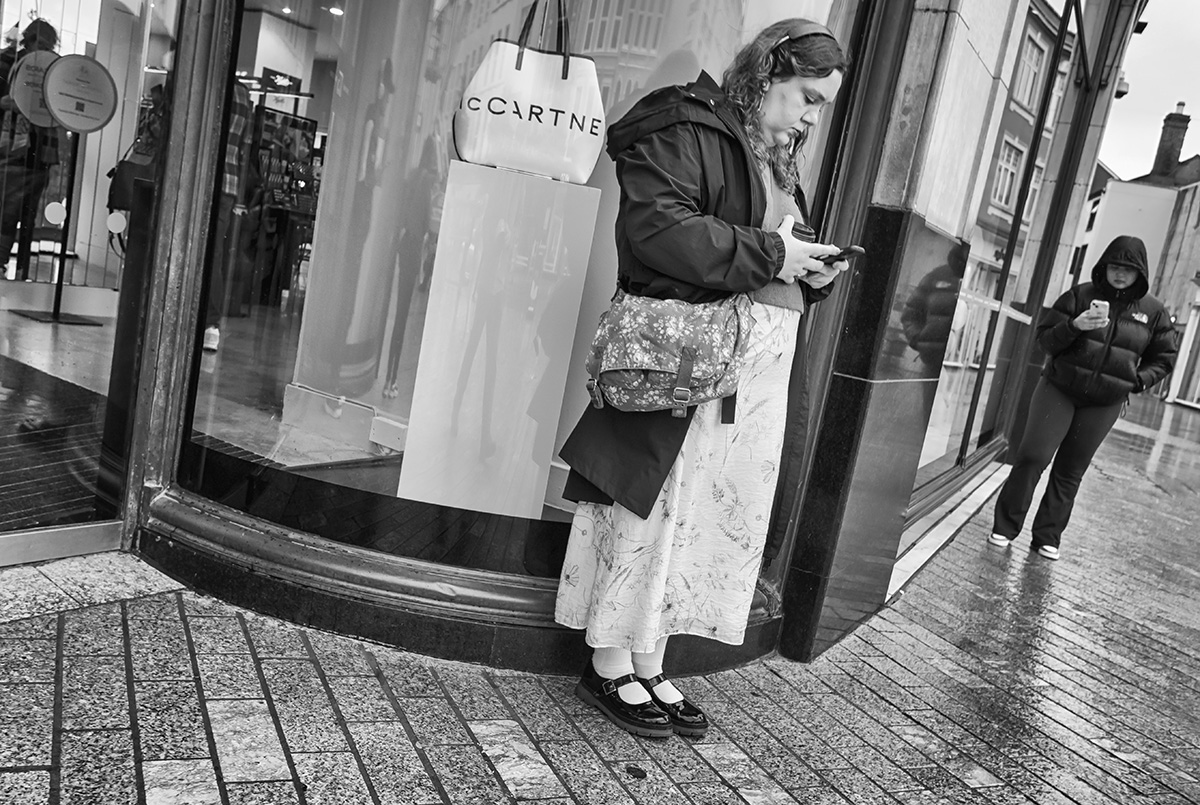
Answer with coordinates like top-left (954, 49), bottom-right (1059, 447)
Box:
top-left (554, 302), bottom-right (801, 652)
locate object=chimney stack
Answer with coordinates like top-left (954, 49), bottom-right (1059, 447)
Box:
top-left (1152, 102), bottom-right (1190, 177)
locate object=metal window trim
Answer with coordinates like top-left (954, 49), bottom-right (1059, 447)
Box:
top-left (142, 486), bottom-right (560, 625)
top-left (123, 0), bottom-right (240, 547)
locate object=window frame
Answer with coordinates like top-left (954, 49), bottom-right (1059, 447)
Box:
top-left (991, 136), bottom-right (1027, 211)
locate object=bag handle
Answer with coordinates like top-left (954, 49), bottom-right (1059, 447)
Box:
top-left (515, 0), bottom-right (573, 79)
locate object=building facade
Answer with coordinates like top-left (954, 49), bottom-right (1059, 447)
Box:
top-left (0, 0), bottom-right (1146, 672)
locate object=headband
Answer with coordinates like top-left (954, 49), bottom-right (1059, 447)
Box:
top-left (773, 19), bottom-right (837, 50)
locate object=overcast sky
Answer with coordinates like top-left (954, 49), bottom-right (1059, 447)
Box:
top-left (1097, 0), bottom-right (1200, 180)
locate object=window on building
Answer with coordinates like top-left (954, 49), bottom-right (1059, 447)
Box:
top-left (992, 140), bottom-right (1025, 209)
top-left (1045, 69), bottom-right (1066, 129)
top-left (609, 2), bottom-right (622, 49)
top-left (584, 0), bottom-right (597, 47)
top-left (1023, 164), bottom-right (1044, 223)
top-left (1014, 34), bottom-right (1047, 109)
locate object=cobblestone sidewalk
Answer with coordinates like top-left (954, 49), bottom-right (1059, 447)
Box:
top-left (1, 422), bottom-right (1198, 804)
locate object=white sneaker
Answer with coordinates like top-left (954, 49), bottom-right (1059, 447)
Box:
top-left (202, 326), bottom-right (220, 352)
top-left (987, 533), bottom-right (1011, 547)
top-left (1036, 545), bottom-right (1060, 560)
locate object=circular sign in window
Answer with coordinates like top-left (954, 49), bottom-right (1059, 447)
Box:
top-left (42, 54), bottom-right (118, 133)
top-left (8, 50), bottom-right (58, 128)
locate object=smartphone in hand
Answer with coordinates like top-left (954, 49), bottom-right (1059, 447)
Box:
top-left (820, 245), bottom-right (866, 264)
top-left (1089, 299), bottom-right (1110, 318)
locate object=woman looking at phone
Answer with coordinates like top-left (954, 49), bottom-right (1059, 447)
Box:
top-left (989, 235), bottom-right (1177, 560)
top-left (553, 19), bottom-right (849, 739)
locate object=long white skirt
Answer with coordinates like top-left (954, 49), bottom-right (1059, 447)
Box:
top-left (554, 302), bottom-right (801, 653)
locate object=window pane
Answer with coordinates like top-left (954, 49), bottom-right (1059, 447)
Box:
top-left (179, 0), bottom-right (848, 577)
top-left (910, 3), bottom-right (1070, 494)
top-left (0, 0), bottom-right (180, 530)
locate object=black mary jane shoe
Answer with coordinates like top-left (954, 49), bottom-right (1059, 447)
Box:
top-left (639, 673), bottom-right (709, 737)
top-left (575, 662), bottom-right (673, 739)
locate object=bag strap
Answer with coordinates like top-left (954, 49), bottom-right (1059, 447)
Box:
top-left (515, 0), bottom-right (573, 79)
top-left (670, 347), bottom-right (695, 418)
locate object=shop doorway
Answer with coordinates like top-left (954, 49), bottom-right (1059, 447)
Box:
top-left (0, 0), bottom-right (180, 566)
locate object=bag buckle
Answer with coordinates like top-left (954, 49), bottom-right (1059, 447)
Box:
top-left (586, 377), bottom-right (604, 409)
top-left (671, 386), bottom-right (690, 417)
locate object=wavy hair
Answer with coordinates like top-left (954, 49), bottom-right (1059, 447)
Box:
top-left (721, 19), bottom-right (848, 192)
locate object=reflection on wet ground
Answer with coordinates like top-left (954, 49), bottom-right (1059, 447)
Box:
top-left (1103, 395), bottom-right (1200, 496)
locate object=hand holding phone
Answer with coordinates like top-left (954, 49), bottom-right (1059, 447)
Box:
top-left (1075, 299), bottom-right (1110, 330)
top-left (820, 245), bottom-right (866, 265)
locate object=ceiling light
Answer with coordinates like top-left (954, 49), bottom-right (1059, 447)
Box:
top-left (282, 6), bottom-right (292, 12)
top-left (329, 5), bottom-right (344, 15)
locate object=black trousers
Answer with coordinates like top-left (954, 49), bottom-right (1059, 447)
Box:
top-left (993, 377), bottom-right (1123, 549)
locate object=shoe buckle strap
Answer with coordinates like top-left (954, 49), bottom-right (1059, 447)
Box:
top-left (600, 673), bottom-right (637, 696)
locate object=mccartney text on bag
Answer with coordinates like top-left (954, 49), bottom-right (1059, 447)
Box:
top-left (463, 95), bottom-right (603, 136)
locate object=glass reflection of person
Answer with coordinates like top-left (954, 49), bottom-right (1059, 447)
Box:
top-left (450, 214), bottom-right (512, 458)
top-left (989, 236), bottom-right (1177, 561)
top-left (900, 243), bottom-right (968, 417)
top-left (554, 20), bottom-right (849, 739)
top-left (0, 19), bottom-right (60, 273)
top-left (382, 137), bottom-right (441, 399)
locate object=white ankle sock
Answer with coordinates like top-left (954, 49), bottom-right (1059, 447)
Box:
top-left (632, 638), bottom-right (683, 704)
top-left (592, 647), bottom-right (650, 704)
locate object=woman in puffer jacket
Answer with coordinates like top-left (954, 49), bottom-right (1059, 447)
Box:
top-left (990, 235), bottom-right (1177, 560)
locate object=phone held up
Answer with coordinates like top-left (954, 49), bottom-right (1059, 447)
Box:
top-left (790, 222), bottom-right (866, 266)
top-left (820, 245), bottom-right (866, 265)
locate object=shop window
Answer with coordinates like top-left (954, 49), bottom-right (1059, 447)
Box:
top-left (180, 0), bottom-right (854, 579)
top-left (908, 4), bottom-right (1074, 500)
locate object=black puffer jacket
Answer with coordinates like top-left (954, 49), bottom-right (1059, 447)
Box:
top-left (901, 245), bottom-right (968, 364)
top-left (1038, 236), bottom-right (1177, 405)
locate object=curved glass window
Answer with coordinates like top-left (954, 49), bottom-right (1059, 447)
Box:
top-left (179, 0), bottom-right (852, 577)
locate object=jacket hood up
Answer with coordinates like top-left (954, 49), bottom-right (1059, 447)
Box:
top-left (605, 71), bottom-right (738, 159)
top-left (1091, 235), bottom-right (1149, 303)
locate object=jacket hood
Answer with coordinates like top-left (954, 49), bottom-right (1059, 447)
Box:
top-left (605, 71), bottom-right (737, 158)
top-left (1091, 235), bottom-right (1149, 302)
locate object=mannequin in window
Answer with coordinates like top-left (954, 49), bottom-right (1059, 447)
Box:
top-left (203, 79), bottom-right (254, 352)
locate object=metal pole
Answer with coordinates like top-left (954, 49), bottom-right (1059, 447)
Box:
top-left (51, 132), bottom-right (81, 320)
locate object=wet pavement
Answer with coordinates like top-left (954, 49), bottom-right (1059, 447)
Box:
top-left (1, 396), bottom-right (1199, 804)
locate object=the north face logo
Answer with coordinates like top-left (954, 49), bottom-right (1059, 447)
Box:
top-left (1132, 312), bottom-right (1148, 323)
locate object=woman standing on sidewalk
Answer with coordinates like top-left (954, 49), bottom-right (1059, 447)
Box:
top-left (554, 19), bottom-right (849, 739)
top-left (990, 235), bottom-right (1177, 560)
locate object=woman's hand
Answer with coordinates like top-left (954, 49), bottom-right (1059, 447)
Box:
top-left (801, 259), bottom-right (847, 289)
top-left (1072, 307), bottom-right (1109, 331)
top-left (775, 215), bottom-right (839, 284)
